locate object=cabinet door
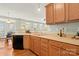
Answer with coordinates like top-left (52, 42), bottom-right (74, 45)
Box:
top-left (69, 3), bottom-right (79, 21)
top-left (54, 3), bottom-right (66, 23)
top-left (30, 36), bottom-right (34, 51)
top-left (41, 38), bottom-right (49, 56)
top-left (49, 45), bottom-right (60, 56)
top-left (46, 4), bottom-right (54, 24)
top-left (33, 37), bottom-right (41, 55)
top-left (41, 47), bottom-right (48, 56)
top-left (23, 35), bottom-right (30, 49)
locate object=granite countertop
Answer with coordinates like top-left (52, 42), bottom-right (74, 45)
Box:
top-left (13, 32), bottom-right (79, 46)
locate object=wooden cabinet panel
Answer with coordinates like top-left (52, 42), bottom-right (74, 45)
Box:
top-left (54, 3), bottom-right (66, 23)
top-left (49, 40), bottom-right (61, 56)
top-left (69, 3), bottom-right (79, 21)
top-left (23, 35), bottom-right (30, 49)
top-left (76, 46), bottom-right (79, 55)
top-left (46, 3), bottom-right (54, 24)
top-left (41, 49), bottom-right (48, 56)
top-left (49, 45), bottom-right (60, 56)
top-left (60, 49), bottom-right (77, 56)
top-left (62, 43), bottom-right (77, 53)
top-left (41, 38), bottom-right (48, 48)
top-left (49, 40), bottom-right (63, 48)
top-left (41, 38), bottom-right (49, 56)
top-left (30, 36), bottom-right (34, 51)
top-left (45, 3), bottom-right (66, 24)
top-left (33, 37), bottom-right (41, 55)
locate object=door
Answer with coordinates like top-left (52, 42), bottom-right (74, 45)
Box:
top-left (33, 37), bottom-right (41, 55)
top-left (68, 3), bottom-right (79, 21)
top-left (41, 38), bottom-right (49, 56)
top-left (30, 36), bottom-right (34, 51)
top-left (23, 35), bottom-right (30, 49)
top-left (46, 4), bottom-right (54, 24)
top-left (49, 45), bottom-right (60, 56)
top-left (54, 3), bottom-right (66, 23)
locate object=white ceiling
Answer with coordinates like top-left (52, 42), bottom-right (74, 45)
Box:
top-left (0, 3), bottom-right (47, 23)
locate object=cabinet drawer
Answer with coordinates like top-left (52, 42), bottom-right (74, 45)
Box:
top-left (60, 49), bottom-right (77, 56)
top-left (41, 38), bottom-right (48, 44)
top-left (49, 40), bottom-right (63, 48)
top-left (62, 43), bottom-right (77, 53)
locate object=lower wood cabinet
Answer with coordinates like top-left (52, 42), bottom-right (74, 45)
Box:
top-left (61, 43), bottom-right (78, 56)
top-left (62, 43), bottom-right (77, 53)
top-left (49, 40), bottom-right (63, 56)
top-left (33, 37), bottom-right (41, 55)
top-left (23, 35), bottom-right (30, 49)
top-left (60, 49), bottom-right (77, 56)
top-left (49, 45), bottom-right (60, 56)
top-left (41, 38), bottom-right (49, 56)
top-left (30, 36), bottom-right (34, 52)
top-left (29, 35), bottom-right (79, 56)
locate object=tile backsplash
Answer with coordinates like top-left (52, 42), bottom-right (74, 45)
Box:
top-left (31, 22), bottom-right (79, 35)
top-left (44, 22), bottom-right (79, 35)
top-left (0, 18), bottom-right (79, 38)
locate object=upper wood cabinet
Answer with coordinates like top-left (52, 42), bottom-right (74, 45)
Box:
top-left (54, 3), bottom-right (66, 23)
top-left (45, 3), bottom-right (79, 24)
top-left (68, 3), bottom-right (79, 21)
top-left (45, 3), bottom-right (66, 24)
top-left (45, 4), bottom-right (54, 24)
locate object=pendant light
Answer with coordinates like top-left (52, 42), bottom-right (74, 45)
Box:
top-left (37, 4), bottom-right (41, 12)
top-left (7, 12), bottom-right (11, 24)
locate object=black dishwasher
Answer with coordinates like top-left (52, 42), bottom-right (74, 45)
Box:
top-left (13, 35), bottom-right (24, 49)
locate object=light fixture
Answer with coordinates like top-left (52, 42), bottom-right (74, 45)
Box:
top-left (7, 12), bottom-right (11, 24)
top-left (37, 4), bottom-right (41, 11)
top-left (6, 19), bottom-right (11, 23)
top-left (37, 8), bottom-right (41, 11)
top-left (6, 12), bottom-right (16, 24)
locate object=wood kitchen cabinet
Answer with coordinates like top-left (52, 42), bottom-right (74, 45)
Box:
top-left (49, 40), bottom-right (62, 56)
top-left (23, 35), bottom-right (30, 49)
top-left (30, 36), bottom-right (34, 52)
top-left (45, 3), bottom-right (79, 24)
top-left (46, 3), bottom-right (66, 24)
top-left (60, 43), bottom-right (78, 56)
top-left (62, 43), bottom-right (77, 53)
top-left (29, 35), bottom-right (79, 56)
top-left (49, 45), bottom-right (60, 56)
top-left (54, 3), bottom-right (66, 23)
top-left (68, 3), bottom-right (79, 21)
top-left (33, 36), bottom-right (41, 55)
top-left (41, 38), bottom-right (49, 56)
top-left (60, 49), bottom-right (77, 56)
top-left (45, 3), bottom-right (54, 24)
